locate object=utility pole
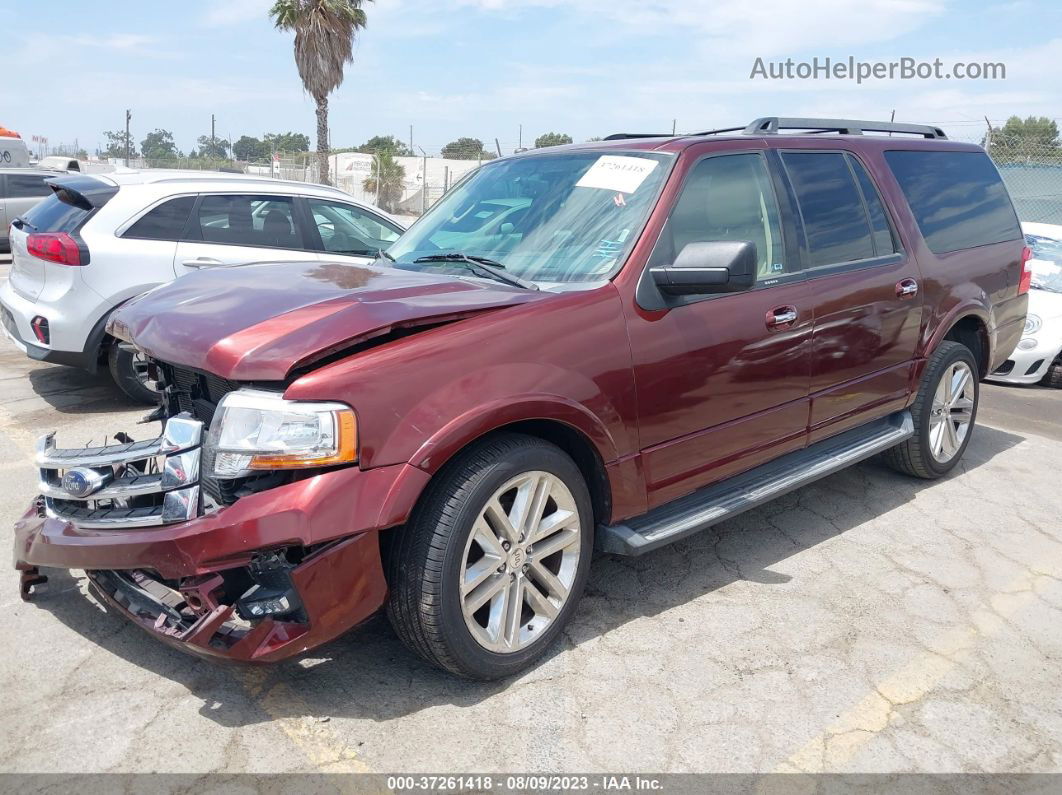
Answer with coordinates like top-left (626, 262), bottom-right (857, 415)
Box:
top-left (124, 109), bottom-right (131, 166)
top-left (984, 115), bottom-right (994, 152)
top-left (672, 119), bottom-right (677, 135)
top-left (211, 114), bottom-right (216, 159)
top-left (409, 124), bottom-right (413, 154)
top-left (518, 124), bottom-right (522, 150)
top-left (495, 138), bottom-right (502, 158)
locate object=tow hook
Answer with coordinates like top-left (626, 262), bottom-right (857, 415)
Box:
top-left (19, 567), bottom-right (48, 601)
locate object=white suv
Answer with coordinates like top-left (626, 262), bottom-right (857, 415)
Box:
top-left (0, 170), bottom-right (404, 401)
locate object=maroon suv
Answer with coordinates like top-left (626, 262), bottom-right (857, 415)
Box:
top-left (15, 117), bottom-right (1030, 679)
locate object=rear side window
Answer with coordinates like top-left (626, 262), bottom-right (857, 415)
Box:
top-left (193, 194), bottom-right (301, 249)
top-left (884, 150), bottom-right (1021, 254)
top-left (20, 192), bottom-right (90, 233)
top-left (5, 173), bottom-right (52, 198)
top-left (782, 152), bottom-right (875, 267)
top-left (847, 156), bottom-right (898, 257)
top-left (123, 196), bottom-right (195, 241)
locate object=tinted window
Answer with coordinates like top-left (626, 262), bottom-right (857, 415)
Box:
top-left (123, 196), bottom-right (195, 241)
top-left (194, 195), bottom-right (300, 249)
top-left (655, 153), bottom-right (788, 280)
top-left (783, 152), bottom-right (875, 267)
top-left (5, 173), bottom-right (52, 198)
top-left (20, 193), bottom-right (89, 233)
top-left (847, 156), bottom-right (898, 256)
top-left (307, 199), bottom-right (401, 256)
top-left (885, 150), bottom-right (1021, 254)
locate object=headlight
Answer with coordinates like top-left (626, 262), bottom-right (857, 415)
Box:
top-left (1024, 314), bottom-right (1042, 335)
top-left (207, 389), bottom-right (357, 478)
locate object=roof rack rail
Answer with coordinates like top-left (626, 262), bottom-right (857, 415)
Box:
top-left (603, 133), bottom-right (672, 141)
top-left (741, 117), bottom-right (947, 139)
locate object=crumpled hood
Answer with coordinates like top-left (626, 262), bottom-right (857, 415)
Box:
top-left (109, 260), bottom-right (545, 380)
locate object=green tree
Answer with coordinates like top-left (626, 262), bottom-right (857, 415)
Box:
top-left (363, 150), bottom-right (406, 212)
top-left (441, 137), bottom-right (494, 160)
top-left (263, 131), bottom-right (311, 152)
top-left (357, 134), bottom-right (412, 156)
top-left (102, 129), bottom-right (137, 159)
top-left (535, 132), bottom-right (573, 148)
top-left (270, 0), bottom-right (369, 186)
top-left (997, 116), bottom-right (1060, 147)
top-left (196, 135), bottom-right (230, 159)
top-left (140, 128), bottom-right (179, 160)
top-left (234, 135), bottom-right (268, 161)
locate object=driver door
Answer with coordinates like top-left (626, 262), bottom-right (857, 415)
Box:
top-left (626, 149), bottom-right (813, 508)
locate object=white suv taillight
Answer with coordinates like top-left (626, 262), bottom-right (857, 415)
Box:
top-left (26, 232), bottom-right (82, 266)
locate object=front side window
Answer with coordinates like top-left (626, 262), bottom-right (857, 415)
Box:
top-left (5, 173), bottom-right (52, 198)
top-left (885, 150), bottom-right (1021, 254)
top-left (783, 152), bottom-right (876, 267)
top-left (651, 153), bottom-right (788, 281)
top-left (308, 199), bottom-right (401, 257)
top-left (194, 194), bottom-right (300, 249)
top-left (123, 196), bottom-right (195, 241)
top-left (387, 151), bottom-right (673, 284)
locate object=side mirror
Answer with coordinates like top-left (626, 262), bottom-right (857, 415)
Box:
top-left (650, 240), bottom-right (757, 296)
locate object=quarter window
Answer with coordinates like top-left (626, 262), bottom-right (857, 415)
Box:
top-left (783, 152), bottom-right (875, 267)
top-left (655, 153), bottom-right (788, 280)
top-left (123, 196), bottom-right (195, 241)
top-left (884, 150), bottom-right (1021, 254)
top-left (194, 194), bottom-right (301, 249)
top-left (307, 199), bottom-right (401, 256)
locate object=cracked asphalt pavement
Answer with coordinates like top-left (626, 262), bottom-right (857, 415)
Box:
top-left (1, 284), bottom-right (1060, 774)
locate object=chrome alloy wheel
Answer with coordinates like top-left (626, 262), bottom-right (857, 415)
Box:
top-left (929, 360), bottom-right (975, 463)
top-left (459, 471), bottom-right (582, 653)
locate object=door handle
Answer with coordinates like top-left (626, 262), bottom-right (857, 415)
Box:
top-left (181, 257), bottom-right (223, 269)
top-left (766, 305), bottom-right (799, 331)
top-left (896, 278), bottom-right (919, 299)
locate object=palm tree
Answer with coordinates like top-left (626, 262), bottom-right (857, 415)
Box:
top-left (270, 0), bottom-right (369, 186)
top-left (363, 150), bottom-right (406, 212)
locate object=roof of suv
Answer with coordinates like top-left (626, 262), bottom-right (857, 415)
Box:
top-left (90, 168), bottom-right (355, 199)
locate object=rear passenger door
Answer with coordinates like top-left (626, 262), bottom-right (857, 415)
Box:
top-left (779, 150), bottom-right (923, 442)
top-left (173, 193), bottom-right (317, 275)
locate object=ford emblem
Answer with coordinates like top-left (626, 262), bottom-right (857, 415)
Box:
top-left (61, 468), bottom-right (102, 498)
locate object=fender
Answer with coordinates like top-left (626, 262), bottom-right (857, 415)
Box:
top-left (913, 302), bottom-right (992, 386)
top-left (407, 394), bottom-right (622, 475)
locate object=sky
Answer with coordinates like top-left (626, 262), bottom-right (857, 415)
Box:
top-left (2, 0), bottom-right (1060, 156)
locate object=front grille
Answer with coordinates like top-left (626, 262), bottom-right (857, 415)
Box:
top-left (157, 363), bottom-right (239, 504)
top-left (37, 416), bottom-right (203, 529)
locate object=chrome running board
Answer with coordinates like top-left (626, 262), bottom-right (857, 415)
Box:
top-left (598, 410), bottom-right (913, 556)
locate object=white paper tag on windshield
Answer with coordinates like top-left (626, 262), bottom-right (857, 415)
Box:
top-left (576, 155), bottom-right (659, 194)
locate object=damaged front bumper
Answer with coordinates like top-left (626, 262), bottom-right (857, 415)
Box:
top-left (13, 418), bottom-right (424, 663)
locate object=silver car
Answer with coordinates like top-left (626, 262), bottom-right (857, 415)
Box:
top-left (0, 170), bottom-right (404, 402)
top-left (0, 168), bottom-right (56, 253)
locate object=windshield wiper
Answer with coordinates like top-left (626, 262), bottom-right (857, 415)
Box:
top-left (413, 253), bottom-right (539, 291)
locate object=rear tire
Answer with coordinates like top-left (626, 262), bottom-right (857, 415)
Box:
top-left (386, 433), bottom-right (593, 680)
top-left (1040, 359), bottom-right (1062, 389)
top-left (884, 341), bottom-right (979, 479)
top-left (107, 339), bottom-right (158, 404)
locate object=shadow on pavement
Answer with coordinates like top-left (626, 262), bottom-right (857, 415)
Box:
top-left (25, 423), bottom-right (1025, 728)
top-left (27, 362), bottom-right (142, 414)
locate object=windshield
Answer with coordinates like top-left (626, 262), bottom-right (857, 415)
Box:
top-left (387, 151), bottom-right (673, 284)
top-left (1026, 232), bottom-right (1062, 294)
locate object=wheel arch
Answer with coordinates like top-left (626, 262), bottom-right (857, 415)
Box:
top-left (928, 307), bottom-right (991, 379)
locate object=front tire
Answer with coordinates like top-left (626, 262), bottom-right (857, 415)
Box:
top-left (386, 433), bottom-right (593, 680)
top-left (107, 339), bottom-right (158, 404)
top-left (884, 341), bottom-right (979, 479)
